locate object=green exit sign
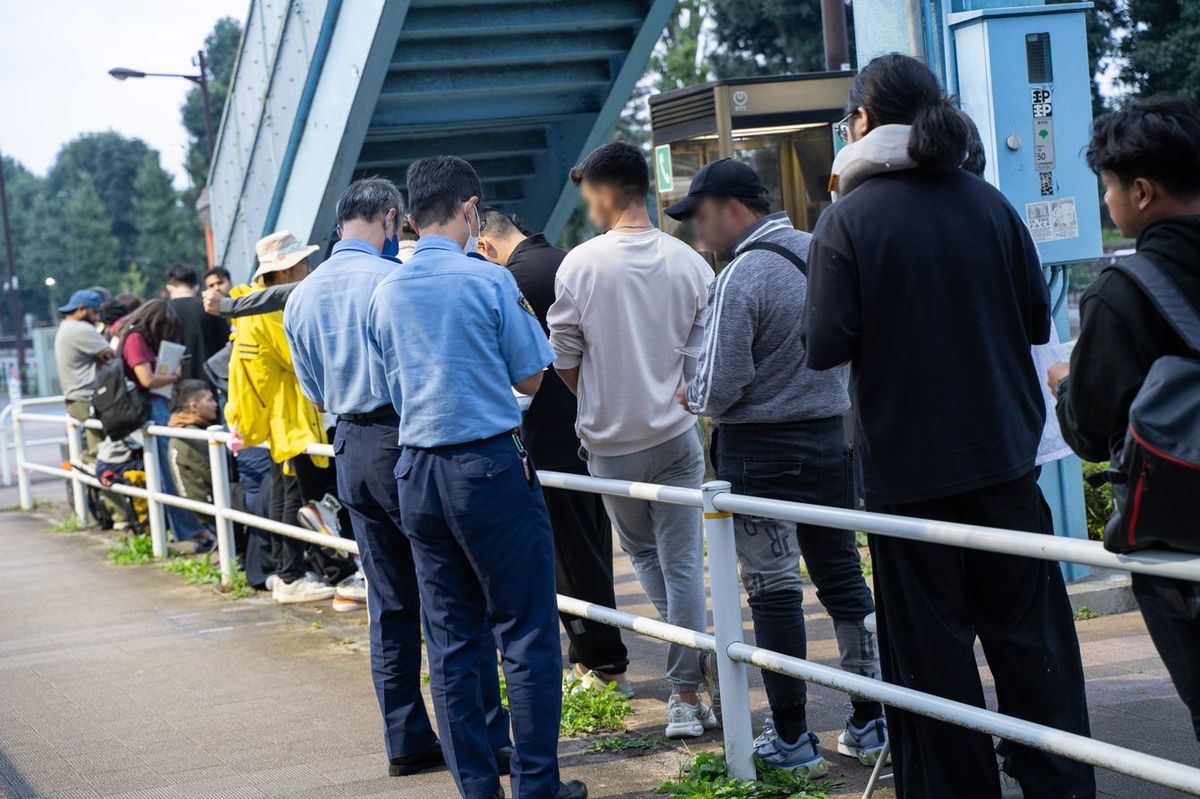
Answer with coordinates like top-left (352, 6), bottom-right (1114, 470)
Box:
top-left (654, 144), bottom-right (673, 194)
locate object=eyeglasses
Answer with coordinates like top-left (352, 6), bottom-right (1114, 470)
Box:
top-left (835, 111), bottom-right (854, 144)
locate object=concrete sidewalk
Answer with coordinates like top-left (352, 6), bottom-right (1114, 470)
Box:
top-left (0, 509), bottom-right (1196, 799)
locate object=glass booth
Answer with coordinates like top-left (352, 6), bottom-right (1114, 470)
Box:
top-left (649, 72), bottom-right (854, 256)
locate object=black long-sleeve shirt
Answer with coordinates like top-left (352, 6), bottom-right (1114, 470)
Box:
top-left (1057, 215), bottom-right (1200, 462)
top-left (506, 234), bottom-right (584, 470)
top-left (806, 169), bottom-right (1050, 505)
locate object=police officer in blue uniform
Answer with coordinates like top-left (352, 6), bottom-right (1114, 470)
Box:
top-left (283, 177), bottom-right (513, 779)
top-left (367, 157), bottom-right (586, 799)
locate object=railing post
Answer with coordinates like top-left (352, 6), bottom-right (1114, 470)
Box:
top-left (10, 387), bottom-right (32, 510)
top-left (702, 479), bottom-right (755, 781)
top-left (207, 425), bottom-right (235, 586)
top-left (65, 417), bottom-right (88, 525)
top-left (140, 427), bottom-right (168, 558)
top-left (1, 380), bottom-right (12, 487)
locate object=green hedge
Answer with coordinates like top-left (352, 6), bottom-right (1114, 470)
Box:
top-left (1080, 461), bottom-right (1113, 541)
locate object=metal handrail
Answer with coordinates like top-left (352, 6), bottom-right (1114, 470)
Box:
top-left (8, 405), bottom-right (1200, 794)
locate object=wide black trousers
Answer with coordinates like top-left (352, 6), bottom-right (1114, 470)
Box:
top-left (868, 470), bottom-right (1095, 799)
top-left (543, 461), bottom-right (630, 674)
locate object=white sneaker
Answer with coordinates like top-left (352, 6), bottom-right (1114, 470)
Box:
top-left (332, 572), bottom-right (367, 612)
top-left (664, 694), bottom-right (720, 739)
top-left (272, 573), bottom-right (336, 605)
top-left (564, 665), bottom-right (635, 699)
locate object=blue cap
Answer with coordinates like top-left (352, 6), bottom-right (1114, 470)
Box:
top-left (58, 289), bottom-right (104, 314)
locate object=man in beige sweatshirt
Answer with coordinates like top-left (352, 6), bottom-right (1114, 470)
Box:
top-left (548, 142), bottom-right (716, 739)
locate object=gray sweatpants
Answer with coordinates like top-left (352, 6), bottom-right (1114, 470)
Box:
top-left (585, 425), bottom-right (707, 691)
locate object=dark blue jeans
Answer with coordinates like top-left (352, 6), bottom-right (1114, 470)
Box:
top-left (713, 417), bottom-right (879, 733)
top-left (397, 433), bottom-right (562, 799)
top-left (334, 418), bottom-right (510, 761)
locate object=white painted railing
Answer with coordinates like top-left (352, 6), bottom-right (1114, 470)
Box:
top-left (9, 393), bottom-right (1200, 795)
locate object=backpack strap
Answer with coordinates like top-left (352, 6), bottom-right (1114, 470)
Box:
top-left (740, 240), bottom-right (807, 276)
top-left (1106, 253), bottom-right (1200, 354)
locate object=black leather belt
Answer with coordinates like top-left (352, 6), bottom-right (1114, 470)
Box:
top-left (338, 405), bottom-right (398, 423)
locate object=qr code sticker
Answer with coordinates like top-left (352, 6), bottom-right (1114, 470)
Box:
top-left (1040, 172), bottom-right (1054, 196)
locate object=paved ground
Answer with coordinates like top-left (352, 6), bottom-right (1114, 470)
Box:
top-left (0, 498), bottom-right (1197, 798)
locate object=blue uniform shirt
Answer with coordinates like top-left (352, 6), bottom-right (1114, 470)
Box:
top-left (367, 235), bottom-right (553, 448)
top-left (283, 238), bottom-right (397, 416)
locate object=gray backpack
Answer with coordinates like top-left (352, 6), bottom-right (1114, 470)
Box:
top-left (1093, 253), bottom-right (1200, 554)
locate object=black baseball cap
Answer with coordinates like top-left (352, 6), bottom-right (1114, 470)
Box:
top-left (664, 158), bottom-right (768, 221)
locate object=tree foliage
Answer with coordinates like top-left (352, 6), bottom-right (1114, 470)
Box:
top-left (133, 151), bottom-right (202, 283)
top-left (1117, 0), bottom-right (1200, 100)
top-left (46, 132), bottom-right (153, 264)
top-left (181, 17), bottom-right (242, 187)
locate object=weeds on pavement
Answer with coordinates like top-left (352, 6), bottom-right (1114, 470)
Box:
top-left (108, 533), bottom-right (155, 564)
top-left (560, 678), bottom-right (633, 736)
top-left (1074, 606), bottom-right (1101, 621)
top-left (659, 752), bottom-right (839, 799)
top-left (161, 553), bottom-right (222, 586)
top-left (587, 733), bottom-right (670, 753)
top-left (495, 674), bottom-right (633, 736)
top-left (48, 515), bottom-right (87, 533)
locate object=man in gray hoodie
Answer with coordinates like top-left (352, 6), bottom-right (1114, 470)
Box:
top-left (668, 159), bottom-right (885, 776)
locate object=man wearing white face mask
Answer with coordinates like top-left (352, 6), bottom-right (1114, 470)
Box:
top-left (368, 156), bottom-right (584, 799)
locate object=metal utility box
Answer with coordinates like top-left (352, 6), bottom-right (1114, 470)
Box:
top-left (951, 2), bottom-right (1102, 266)
top-left (649, 72), bottom-right (854, 244)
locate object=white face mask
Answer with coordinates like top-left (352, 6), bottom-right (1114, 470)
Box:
top-left (463, 204), bottom-right (481, 255)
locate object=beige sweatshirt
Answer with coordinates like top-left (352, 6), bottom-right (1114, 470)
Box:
top-left (547, 228), bottom-right (713, 457)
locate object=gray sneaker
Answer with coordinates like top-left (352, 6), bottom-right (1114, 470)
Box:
top-left (837, 713), bottom-right (889, 766)
top-left (753, 719), bottom-right (828, 777)
top-left (664, 694), bottom-right (719, 739)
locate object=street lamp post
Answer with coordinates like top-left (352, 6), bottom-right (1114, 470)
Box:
top-left (0, 143), bottom-right (25, 383)
top-left (43, 277), bottom-right (56, 322)
top-left (109, 49), bottom-right (214, 161)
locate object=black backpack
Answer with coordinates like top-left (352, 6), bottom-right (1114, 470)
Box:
top-left (1092, 253), bottom-right (1200, 554)
top-left (91, 335), bottom-right (149, 440)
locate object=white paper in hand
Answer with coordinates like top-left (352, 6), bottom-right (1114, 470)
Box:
top-left (151, 341), bottom-right (187, 398)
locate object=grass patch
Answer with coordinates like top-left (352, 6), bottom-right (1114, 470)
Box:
top-left (225, 568), bottom-right (253, 599)
top-left (497, 674), bottom-right (633, 736)
top-left (108, 533), bottom-right (155, 565)
top-left (1074, 606), bottom-right (1101, 621)
top-left (659, 752), bottom-right (839, 799)
top-left (49, 515), bottom-right (87, 533)
top-left (587, 733), bottom-right (669, 754)
top-left (161, 554), bottom-right (222, 586)
top-left (311, 618), bottom-right (325, 631)
top-left (560, 678), bottom-right (633, 736)
top-left (160, 554), bottom-right (253, 598)
top-left (859, 557), bottom-right (873, 577)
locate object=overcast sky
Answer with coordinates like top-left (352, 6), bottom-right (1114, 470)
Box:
top-left (0, 0), bottom-right (248, 187)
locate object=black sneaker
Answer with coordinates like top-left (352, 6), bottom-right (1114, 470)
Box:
top-left (494, 745), bottom-right (513, 775)
top-left (557, 780), bottom-right (588, 799)
top-left (388, 742), bottom-right (444, 776)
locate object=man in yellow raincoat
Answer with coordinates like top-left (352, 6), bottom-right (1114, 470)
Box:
top-left (225, 231), bottom-right (357, 604)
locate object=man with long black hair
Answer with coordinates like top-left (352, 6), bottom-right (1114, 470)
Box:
top-left (806, 54), bottom-right (1094, 798)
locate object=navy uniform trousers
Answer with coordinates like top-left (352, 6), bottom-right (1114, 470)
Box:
top-left (333, 417), bottom-right (512, 762)
top-left (396, 432), bottom-right (562, 799)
